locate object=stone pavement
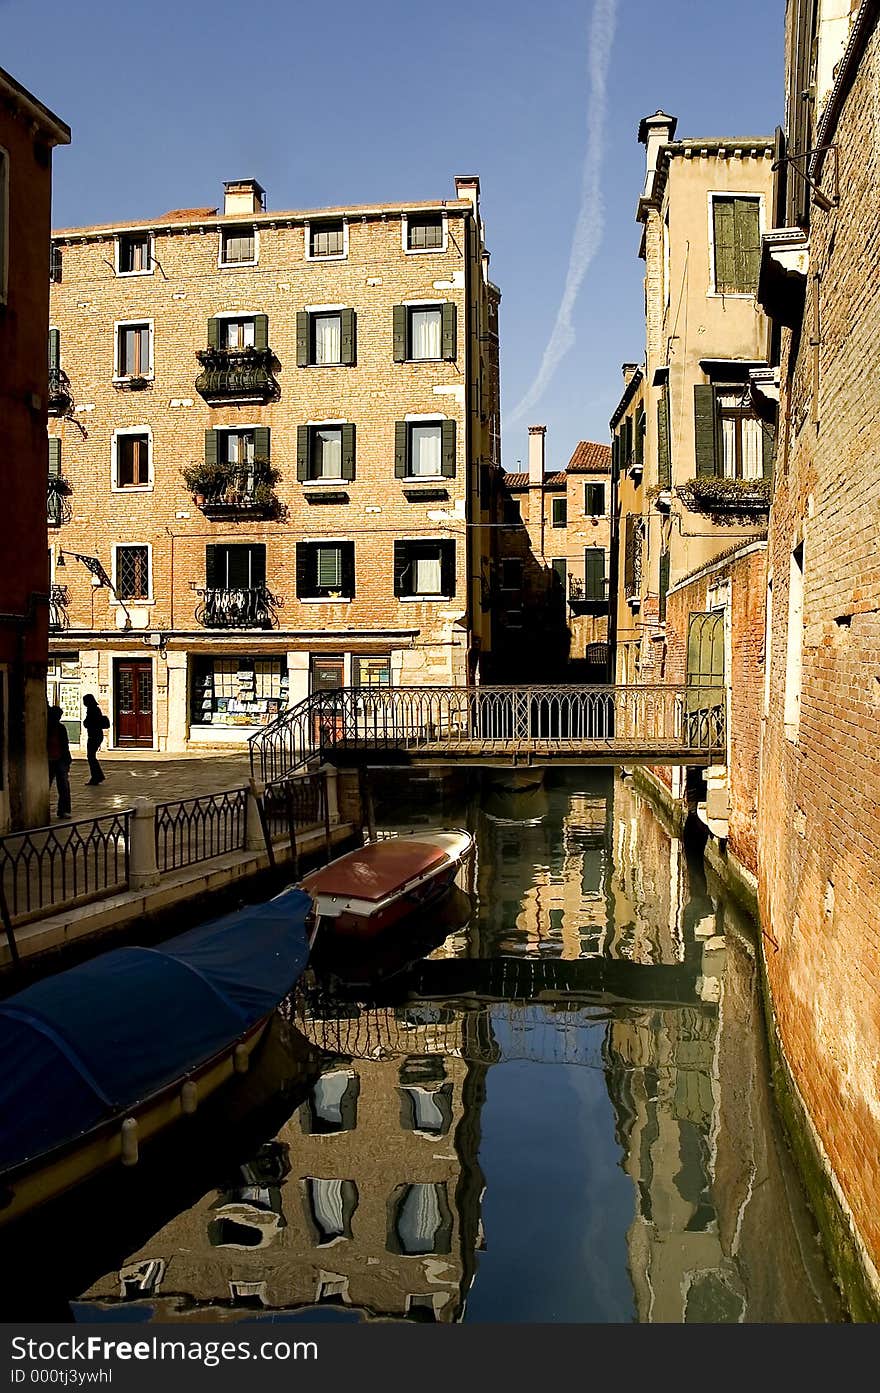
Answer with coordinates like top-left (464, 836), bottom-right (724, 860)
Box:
top-left (51, 753), bottom-right (254, 820)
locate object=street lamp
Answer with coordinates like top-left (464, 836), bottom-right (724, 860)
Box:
top-left (56, 550), bottom-right (132, 628)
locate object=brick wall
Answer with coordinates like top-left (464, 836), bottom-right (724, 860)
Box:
top-left (758, 19), bottom-right (880, 1277)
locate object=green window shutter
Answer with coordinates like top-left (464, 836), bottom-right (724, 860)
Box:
top-left (341, 543), bottom-right (355, 598)
top-left (48, 437), bottom-right (61, 477)
top-left (394, 421), bottom-right (408, 478)
top-left (713, 198), bottom-right (737, 292)
top-left (253, 426), bottom-right (270, 461)
top-left (612, 432), bottom-right (619, 478)
top-left (205, 545), bottom-right (217, 588)
top-left (341, 423), bottom-right (356, 482)
top-left (659, 550), bottom-right (670, 621)
top-left (694, 384), bottom-right (719, 477)
top-left (441, 419), bottom-right (456, 477)
top-left (297, 425), bottom-right (310, 482)
top-left (340, 308), bottom-right (356, 366)
top-left (205, 429), bottom-right (219, 468)
top-left (392, 305), bottom-right (407, 362)
top-left (440, 540), bottom-right (456, 596)
top-left (295, 544), bottom-right (310, 597)
top-left (48, 328), bottom-right (60, 370)
top-left (250, 544), bottom-right (267, 589)
top-left (253, 314), bottom-right (269, 351)
top-left (393, 541), bottom-right (408, 596)
top-left (441, 303), bottom-right (457, 360)
top-left (734, 198), bottom-right (761, 294)
top-left (762, 421), bottom-right (776, 480)
top-left (584, 548), bottom-right (605, 601)
top-left (657, 384), bottom-right (671, 488)
top-left (207, 317), bottom-right (220, 349)
top-left (623, 416), bottom-right (632, 462)
top-left (634, 407), bottom-right (644, 465)
top-left (296, 311), bottom-right (309, 368)
top-left (317, 546), bottom-right (342, 589)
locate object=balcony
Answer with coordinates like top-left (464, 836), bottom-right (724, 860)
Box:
top-left (182, 461), bottom-right (282, 521)
top-left (48, 367), bottom-right (72, 417)
top-left (677, 477), bottom-right (771, 519)
top-left (48, 584), bottom-right (69, 632)
top-left (47, 475), bottom-right (72, 528)
top-left (568, 576), bottom-right (608, 613)
top-left (195, 346), bottom-right (279, 405)
top-left (194, 584), bottom-right (281, 630)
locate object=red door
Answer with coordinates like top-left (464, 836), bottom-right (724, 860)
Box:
top-left (115, 659), bottom-right (153, 746)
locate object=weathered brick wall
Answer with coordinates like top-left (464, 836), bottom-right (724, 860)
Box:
top-left (758, 20), bottom-right (880, 1276)
top-left (664, 544), bottom-right (767, 873)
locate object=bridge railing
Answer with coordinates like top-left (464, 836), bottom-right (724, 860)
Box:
top-left (250, 684), bottom-right (726, 781)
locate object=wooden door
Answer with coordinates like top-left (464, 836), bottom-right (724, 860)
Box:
top-left (115, 659), bottom-right (153, 746)
top-left (311, 656), bottom-right (344, 749)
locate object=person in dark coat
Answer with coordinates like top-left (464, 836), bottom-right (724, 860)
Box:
top-left (46, 705), bottom-right (72, 817)
top-left (82, 693), bottom-right (108, 785)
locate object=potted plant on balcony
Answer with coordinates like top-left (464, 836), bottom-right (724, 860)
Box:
top-left (181, 460), bottom-right (229, 508)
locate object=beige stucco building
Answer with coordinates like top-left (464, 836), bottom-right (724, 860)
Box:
top-left (47, 177), bottom-right (500, 754)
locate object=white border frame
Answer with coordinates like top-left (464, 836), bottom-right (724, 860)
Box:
top-left (402, 415), bottom-right (447, 482)
top-left (113, 318), bottom-right (154, 382)
top-left (218, 224), bottom-right (259, 269)
top-left (706, 191), bottom-right (766, 298)
top-left (114, 230), bottom-right (155, 278)
top-left (401, 211), bottom-right (448, 256)
top-left (304, 217), bottom-right (349, 263)
top-left (111, 541), bottom-right (154, 607)
top-left (111, 425), bottom-right (154, 493)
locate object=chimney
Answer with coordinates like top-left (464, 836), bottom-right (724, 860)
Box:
top-left (622, 362), bottom-right (639, 385)
top-left (528, 425), bottom-right (546, 487)
top-left (455, 174), bottom-right (480, 214)
top-left (223, 179), bottom-right (266, 216)
top-left (637, 111), bottom-right (677, 201)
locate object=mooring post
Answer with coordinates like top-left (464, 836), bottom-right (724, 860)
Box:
top-left (360, 765), bottom-right (377, 842)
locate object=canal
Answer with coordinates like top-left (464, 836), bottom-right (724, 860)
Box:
top-left (2, 769), bottom-right (842, 1322)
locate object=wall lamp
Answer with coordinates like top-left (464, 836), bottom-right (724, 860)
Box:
top-left (56, 549), bottom-right (132, 629)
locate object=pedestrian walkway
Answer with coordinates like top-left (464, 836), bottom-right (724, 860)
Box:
top-left (52, 754), bottom-right (253, 820)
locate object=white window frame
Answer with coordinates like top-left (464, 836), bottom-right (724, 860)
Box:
top-left (404, 413), bottom-right (447, 480)
top-left (218, 224), bottom-right (259, 269)
top-left (111, 542), bottom-right (154, 606)
top-left (403, 301), bottom-right (445, 362)
top-left (401, 211), bottom-right (448, 256)
top-left (111, 425), bottom-right (154, 493)
top-left (304, 218), bottom-right (349, 263)
top-left (0, 146), bottom-right (8, 307)
top-left (302, 418), bottom-right (348, 487)
top-left (114, 231), bottom-right (154, 278)
top-left (212, 309), bottom-right (259, 348)
top-left (113, 318), bottom-right (154, 382)
top-left (706, 191), bottom-right (765, 299)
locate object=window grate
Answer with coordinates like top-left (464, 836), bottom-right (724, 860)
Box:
top-left (116, 545), bottom-right (149, 600)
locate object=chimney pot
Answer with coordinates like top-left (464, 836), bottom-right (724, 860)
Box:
top-left (223, 179), bottom-right (266, 216)
top-left (528, 425), bottom-right (546, 486)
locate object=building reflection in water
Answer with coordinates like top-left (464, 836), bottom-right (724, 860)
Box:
top-left (74, 772), bottom-right (838, 1324)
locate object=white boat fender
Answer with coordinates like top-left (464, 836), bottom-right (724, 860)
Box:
top-left (233, 1044), bottom-right (249, 1075)
top-left (180, 1080), bottom-right (199, 1115)
top-left (120, 1117), bottom-right (139, 1167)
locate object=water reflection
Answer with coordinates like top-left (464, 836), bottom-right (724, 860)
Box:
top-left (4, 771), bottom-right (841, 1323)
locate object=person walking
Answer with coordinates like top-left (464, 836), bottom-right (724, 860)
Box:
top-left (82, 693), bottom-right (109, 785)
top-left (46, 705), bottom-right (72, 818)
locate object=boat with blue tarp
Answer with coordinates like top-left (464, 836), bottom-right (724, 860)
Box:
top-left (0, 885), bottom-right (312, 1225)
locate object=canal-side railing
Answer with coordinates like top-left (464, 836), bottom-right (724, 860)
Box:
top-left (250, 683), bottom-right (728, 783)
top-left (154, 787), bottom-right (248, 873)
top-left (261, 770), bottom-right (327, 845)
top-left (0, 811), bottom-right (131, 930)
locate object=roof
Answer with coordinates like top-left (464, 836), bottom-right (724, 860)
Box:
top-left (53, 196), bottom-right (474, 241)
top-left (502, 472), bottom-right (530, 489)
top-left (0, 66), bottom-right (70, 146)
top-left (567, 441), bottom-right (613, 474)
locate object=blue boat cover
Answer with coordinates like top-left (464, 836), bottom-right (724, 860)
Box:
top-left (0, 886), bottom-right (312, 1173)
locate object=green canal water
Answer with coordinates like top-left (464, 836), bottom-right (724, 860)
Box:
top-left (2, 769), bottom-right (842, 1322)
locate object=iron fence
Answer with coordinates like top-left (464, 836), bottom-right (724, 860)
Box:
top-left (250, 683), bottom-right (728, 782)
top-left (154, 787), bottom-right (247, 872)
top-left (261, 770), bottom-right (327, 845)
top-left (0, 811), bottom-right (130, 926)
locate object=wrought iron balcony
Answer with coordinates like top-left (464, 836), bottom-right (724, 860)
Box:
top-left (195, 584), bottom-right (281, 630)
top-left (677, 477), bottom-right (772, 518)
top-left (195, 346), bottom-right (279, 405)
top-left (48, 583), bottom-right (69, 632)
top-left (47, 475), bottom-right (72, 527)
top-left (48, 367), bottom-right (72, 417)
top-left (187, 462), bottom-right (281, 520)
top-left (568, 575), bottom-right (607, 611)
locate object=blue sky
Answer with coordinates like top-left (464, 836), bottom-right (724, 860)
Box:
top-left (3, 0), bottom-right (783, 470)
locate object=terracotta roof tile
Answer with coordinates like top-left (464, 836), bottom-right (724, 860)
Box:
top-left (161, 206), bottom-right (218, 221)
top-left (567, 441), bottom-right (612, 473)
top-left (502, 472), bottom-right (530, 489)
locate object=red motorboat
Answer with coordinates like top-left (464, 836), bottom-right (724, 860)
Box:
top-left (301, 830), bottom-right (473, 939)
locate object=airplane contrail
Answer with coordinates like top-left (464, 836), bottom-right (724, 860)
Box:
top-left (510, 0), bottom-right (619, 423)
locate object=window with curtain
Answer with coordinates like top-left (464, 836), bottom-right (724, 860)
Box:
top-left (413, 555), bottom-right (442, 594)
top-left (306, 1178), bottom-right (357, 1245)
top-left (409, 307), bottom-right (442, 360)
top-left (312, 427), bottom-right (343, 479)
top-left (409, 423), bottom-right (442, 476)
top-left (717, 390), bottom-right (763, 478)
top-left (393, 1184), bottom-right (446, 1255)
top-left (117, 323), bottom-right (150, 376)
top-left (219, 430), bottom-right (255, 465)
top-left (221, 317), bottom-right (256, 349)
top-left (313, 313), bottom-right (342, 365)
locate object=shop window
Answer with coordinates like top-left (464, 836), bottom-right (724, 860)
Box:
top-left (191, 656), bottom-right (288, 729)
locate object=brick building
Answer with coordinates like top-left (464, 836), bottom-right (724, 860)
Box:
top-left (0, 68), bottom-right (69, 831)
top-left (494, 429), bottom-right (612, 681)
top-left (609, 364), bottom-right (645, 685)
top-left (47, 177), bottom-right (500, 753)
top-left (755, 0), bottom-right (880, 1312)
